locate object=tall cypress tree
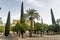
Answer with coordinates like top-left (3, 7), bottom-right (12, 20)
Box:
top-left (50, 9), bottom-right (56, 24)
top-left (20, 2), bottom-right (25, 23)
top-left (4, 11), bottom-right (10, 37)
top-left (20, 2), bottom-right (25, 38)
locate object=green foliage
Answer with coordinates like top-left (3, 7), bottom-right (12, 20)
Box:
top-left (53, 24), bottom-right (60, 32)
top-left (48, 25), bottom-right (53, 31)
top-left (0, 26), bottom-right (4, 33)
top-left (40, 24), bottom-right (48, 32)
top-left (28, 26), bottom-right (35, 31)
top-left (4, 11), bottom-right (10, 37)
top-left (11, 22), bottom-right (20, 32)
top-left (11, 22), bottom-right (29, 33)
top-left (15, 22), bottom-right (20, 32)
top-left (10, 26), bottom-right (16, 32)
top-left (19, 23), bottom-right (29, 32)
top-left (34, 23), bottom-right (48, 32)
top-left (48, 24), bottom-right (60, 32)
top-left (34, 22), bottom-right (41, 31)
top-left (19, 23), bottom-right (29, 38)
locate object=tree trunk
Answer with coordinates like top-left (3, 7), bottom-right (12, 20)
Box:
top-left (19, 31), bottom-right (20, 37)
top-left (21, 32), bottom-right (24, 38)
top-left (34, 30), bottom-right (36, 34)
top-left (17, 31), bottom-right (18, 34)
top-left (46, 30), bottom-right (49, 35)
top-left (37, 31), bottom-right (39, 34)
top-left (41, 31), bottom-right (43, 37)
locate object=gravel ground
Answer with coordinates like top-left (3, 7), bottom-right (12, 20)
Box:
top-left (0, 34), bottom-right (60, 40)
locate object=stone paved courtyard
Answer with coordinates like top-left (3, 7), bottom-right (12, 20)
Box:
top-left (0, 34), bottom-right (60, 40)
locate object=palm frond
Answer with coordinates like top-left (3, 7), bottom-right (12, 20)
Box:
top-left (26, 8), bottom-right (40, 20)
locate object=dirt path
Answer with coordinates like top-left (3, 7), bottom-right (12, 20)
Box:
top-left (0, 34), bottom-right (60, 40)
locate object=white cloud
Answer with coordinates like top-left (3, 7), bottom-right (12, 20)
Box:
top-left (16, 0), bottom-right (46, 7)
top-left (16, 0), bottom-right (24, 2)
top-left (27, 0), bottom-right (46, 7)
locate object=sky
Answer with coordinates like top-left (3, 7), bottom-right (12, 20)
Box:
top-left (0, 0), bottom-right (60, 25)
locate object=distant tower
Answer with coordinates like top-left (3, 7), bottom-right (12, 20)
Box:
top-left (41, 17), bottom-right (43, 24)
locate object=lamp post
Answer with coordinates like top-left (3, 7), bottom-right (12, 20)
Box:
top-left (0, 7), bottom-right (1, 10)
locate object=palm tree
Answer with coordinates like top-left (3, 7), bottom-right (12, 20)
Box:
top-left (26, 8), bottom-right (40, 37)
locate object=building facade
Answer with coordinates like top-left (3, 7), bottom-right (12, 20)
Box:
top-left (12, 19), bottom-right (35, 27)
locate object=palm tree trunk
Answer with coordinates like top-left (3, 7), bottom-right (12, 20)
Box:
top-left (29, 31), bottom-right (32, 37)
top-left (29, 19), bottom-right (33, 37)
